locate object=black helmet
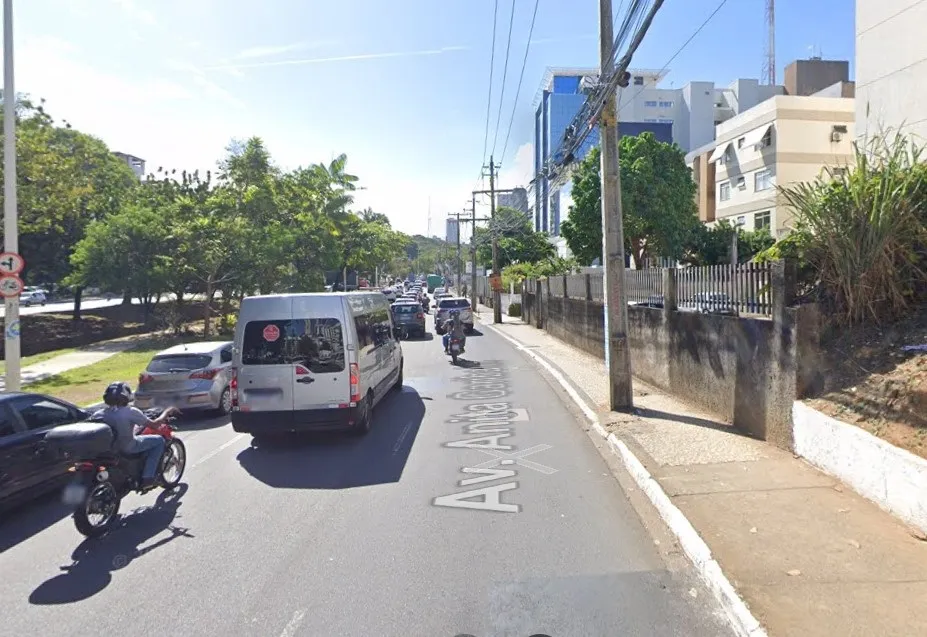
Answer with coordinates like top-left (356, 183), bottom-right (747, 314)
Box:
top-left (103, 381), bottom-right (134, 407)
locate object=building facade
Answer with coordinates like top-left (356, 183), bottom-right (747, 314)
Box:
top-left (694, 95), bottom-right (855, 237)
top-left (532, 68), bottom-right (785, 237)
top-left (497, 187), bottom-right (529, 215)
top-left (113, 152), bottom-right (145, 178)
top-left (445, 218), bottom-right (459, 244)
top-left (856, 0), bottom-right (927, 141)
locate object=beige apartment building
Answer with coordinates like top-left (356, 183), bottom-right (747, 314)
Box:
top-left (856, 0), bottom-right (927, 141)
top-left (688, 95), bottom-right (855, 237)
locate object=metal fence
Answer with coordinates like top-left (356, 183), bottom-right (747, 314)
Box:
top-left (521, 262), bottom-right (774, 317)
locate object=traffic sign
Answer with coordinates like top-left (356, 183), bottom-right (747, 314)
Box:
top-left (0, 252), bottom-right (24, 276)
top-left (262, 324), bottom-right (280, 342)
top-left (0, 275), bottom-right (24, 298)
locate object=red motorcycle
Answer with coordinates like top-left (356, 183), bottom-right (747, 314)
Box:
top-left (46, 408), bottom-right (187, 538)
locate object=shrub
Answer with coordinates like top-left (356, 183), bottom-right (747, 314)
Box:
top-left (507, 302), bottom-right (522, 317)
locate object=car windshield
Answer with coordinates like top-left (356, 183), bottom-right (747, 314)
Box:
top-left (439, 299), bottom-right (471, 309)
top-left (147, 354), bottom-right (213, 372)
top-left (241, 318), bottom-right (345, 372)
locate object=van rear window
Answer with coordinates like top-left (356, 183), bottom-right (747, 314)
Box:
top-left (241, 319), bottom-right (345, 373)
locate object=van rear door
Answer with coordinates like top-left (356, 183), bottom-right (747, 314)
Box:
top-left (237, 297), bottom-right (294, 413)
top-left (290, 297), bottom-right (350, 411)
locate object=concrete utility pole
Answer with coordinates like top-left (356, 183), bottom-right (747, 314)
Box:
top-left (470, 198), bottom-right (477, 312)
top-left (488, 156), bottom-right (502, 324)
top-left (3, 0), bottom-right (21, 391)
top-left (599, 0), bottom-right (633, 410)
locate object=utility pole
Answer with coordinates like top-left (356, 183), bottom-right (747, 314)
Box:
top-left (599, 0), bottom-right (633, 410)
top-left (487, 156), bottom-right (502, 324)
top-left (455, 211), bottom-right (462, 292)
top-left (470, 198), bottom-right (477, 312)
top-left (3, 0), bottom-right (21, 391)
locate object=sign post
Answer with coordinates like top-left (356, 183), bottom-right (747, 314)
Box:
top-left (3, 0), bottom-right (21, 391)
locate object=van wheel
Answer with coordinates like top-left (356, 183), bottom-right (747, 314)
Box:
top-left (353, 393), bottom-right (373, 435)
top-left (393, 360), bottom-right (403, 392)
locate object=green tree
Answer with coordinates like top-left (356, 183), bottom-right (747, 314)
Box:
top-left (682, 220), bottom-right (775, 266)
top-left (560, 133), bottom-right (698, 268)
top-left (475, 206), bottom-right (554, 269)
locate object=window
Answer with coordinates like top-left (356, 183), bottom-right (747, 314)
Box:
top-left (758, 128), bottom-right (772, 148)
top-left (754, 211), bottom-right (771, 231)
top-left (147, 354), bottom-right (213, 373)
top-left (439, 299), bottom-right (472, 310)
top-left (9, 396), bottom-right (76, 431)
top-left (737, 137), bottom-right (745, 149)
top-left (392, 304), bottom-right (422, 314)
top-left (241, 318), bottom-right (345, 373)
top-left (644, 100), bottom-right (658, 107)
top-left (0, 405), bottom-right (16, 437)
top-left (735, 176), bottom-right (746, 189)
top-left (366, 308), bottom-right (394, 349)
top-left (633, 76), bottom-right (644, 85)
top-left (754, 169), bottom-right (772, 191)
top-left (719, 182), bottom-right (731, 201)
top-left (658, 100), bottom-right (674, 108)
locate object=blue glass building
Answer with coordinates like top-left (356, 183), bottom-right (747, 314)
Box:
top-left (533, 70), bottom-right (673, 236)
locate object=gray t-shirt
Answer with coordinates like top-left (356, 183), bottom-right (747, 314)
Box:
top-left (93, 406), bottom-right (150, 452)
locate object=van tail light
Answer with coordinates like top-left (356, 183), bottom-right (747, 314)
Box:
top-left (295, 364), bottom-right (310, 375)
top-left (417, 312), bottom-right (424, 319)
top-left (349, 363), bottom-right (360, 403)
top-left (230, 368), bottom-right (239, 407)
top-left (190, 368), bottom-right (219, 380)
top-left (138, 373), bottom-right (153, 384)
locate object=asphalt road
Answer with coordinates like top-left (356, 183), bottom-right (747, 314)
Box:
top-left (0, 297), bottom-right (123, 317)
top-left (0, 314), bottom-right (732, 637)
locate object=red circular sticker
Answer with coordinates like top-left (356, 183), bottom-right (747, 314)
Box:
top-left (262, 324), bottom-right (281, 342)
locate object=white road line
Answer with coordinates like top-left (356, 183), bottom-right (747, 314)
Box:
top-left (393, 420), bottom-right (414, 454)
top-left (480, 319), bottom-right (767, 637)
top-left (279, 609), bottom-right (307, 637)
top-left (191, 433), bottom-right (246, 468)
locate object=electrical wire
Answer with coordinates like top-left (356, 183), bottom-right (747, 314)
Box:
top-left (490, 0), bottom-right (518, 160)
top-left (499, 0), bottom-right (541, 167)
top-left (481, 0), bottom-right (500, 165)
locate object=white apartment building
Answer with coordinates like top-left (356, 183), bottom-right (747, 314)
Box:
top-left (856, 0), bottom-right (927, 141)
top-left (616, 70), bottom-right (784, 152)
top-left (700, 95), bottom-right (855, 237)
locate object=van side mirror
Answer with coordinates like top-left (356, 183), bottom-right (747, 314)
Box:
top-left (221, 349), bottom-right (232, 363)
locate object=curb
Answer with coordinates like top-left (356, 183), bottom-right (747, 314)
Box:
top-left (479, 317), bottom-right (767, 637)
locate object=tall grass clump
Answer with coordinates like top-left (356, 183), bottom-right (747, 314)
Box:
top-left (778, 130), bottom-right (927, 325)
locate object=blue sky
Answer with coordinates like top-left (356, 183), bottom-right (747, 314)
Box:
top-left (8, 0), bottom-right (854, 235)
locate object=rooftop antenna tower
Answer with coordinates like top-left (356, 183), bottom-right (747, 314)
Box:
top-left (763, 0), bottom-right (776, 85)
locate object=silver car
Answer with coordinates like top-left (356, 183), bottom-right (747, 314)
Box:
top-left (135, 341), bottom-right (234, 415)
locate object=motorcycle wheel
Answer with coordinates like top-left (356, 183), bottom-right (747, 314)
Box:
top-left (451, 352), bottom-right (458, 364)
top-left (73, 480), bottom-right (120, 538)
top-left (159, 439), bottom-right (187, 490)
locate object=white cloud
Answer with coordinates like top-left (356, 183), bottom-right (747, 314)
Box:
top-left (206, 46), bottom-right (469, 72)
top-left (235, 42), bottom-right (318, 60)
top-left (496, 142), bottom-right (534, 190)
top-left (110, 0), bottom-right (157, 25)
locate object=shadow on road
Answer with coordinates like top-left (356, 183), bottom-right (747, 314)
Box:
top-left (0, 490), bottom-right (71, 553)
top-left (172, 411), bottom-right (232, 432)
top-left (28, 484), bottom-right (192, 605)
top-left (236, 388), bottom-right (426, 490)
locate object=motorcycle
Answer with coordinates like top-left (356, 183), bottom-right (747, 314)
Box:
top-left (447, 336), bottom-right (465, 364)
top-left (46, 408), bottom-right (187, 538)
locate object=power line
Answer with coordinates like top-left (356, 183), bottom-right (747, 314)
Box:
top-left (499, 0), bottom-right (541, 166)
top-left (481, 0), bottom-right (500, 165)
top-left (490, 0), bottom-right (518, 159)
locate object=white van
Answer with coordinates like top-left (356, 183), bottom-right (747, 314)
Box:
top-left (230, 292), bottom-right (403, 436)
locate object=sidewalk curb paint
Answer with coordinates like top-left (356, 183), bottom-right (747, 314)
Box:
top-left (480, 317), bottom-right (768, 637)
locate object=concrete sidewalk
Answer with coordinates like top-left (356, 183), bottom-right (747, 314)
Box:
top-left (475, 306), bottom-right (927, 637)
top-left (0, 336), bottom-right (142, 392)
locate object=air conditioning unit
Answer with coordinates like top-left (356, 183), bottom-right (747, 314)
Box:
top-left (831, 131), bottom-right (843, 142)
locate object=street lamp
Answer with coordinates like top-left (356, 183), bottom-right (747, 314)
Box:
top-left (3, 0), bottom-right (21, 391)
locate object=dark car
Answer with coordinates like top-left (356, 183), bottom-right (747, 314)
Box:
top-left (390, 301), bottom-right (426, 338)
top-left (0, 392), bottom-right (93, 510)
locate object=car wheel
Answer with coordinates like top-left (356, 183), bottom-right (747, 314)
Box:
top-left (216, 387), bottom-right (232, 416)
top-left (393, 359), bottom-right (403, 392)
top-left (352, 392), bottom-right (373, 435)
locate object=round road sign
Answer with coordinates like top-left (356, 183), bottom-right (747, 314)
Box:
top-left (262, 324), bottom-right (281, 342)
top-left (0, 252), bottom-right (25, 276)
top-left (0, 274), bottom-right (24, 298)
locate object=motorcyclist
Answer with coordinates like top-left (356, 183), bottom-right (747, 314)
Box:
top-left (442, 309), bottom-right (467, 354)
top-left (93, 382), bottom-right (180, 488)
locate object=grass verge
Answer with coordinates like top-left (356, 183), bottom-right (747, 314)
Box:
top-left (25, 333), bottom-right (211, 407)
top-left (0, 348), bottom-right (78, 375)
